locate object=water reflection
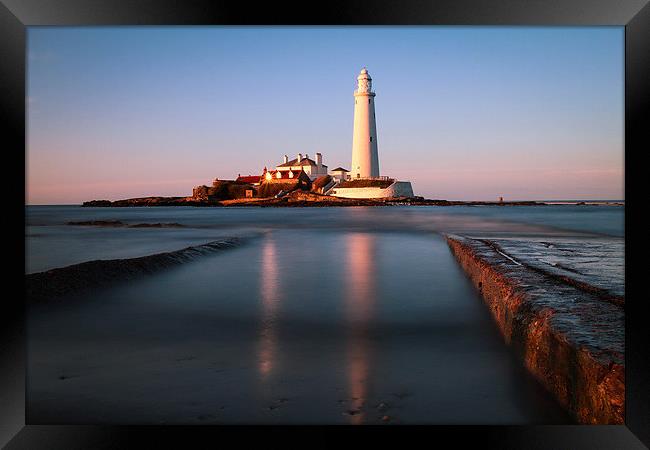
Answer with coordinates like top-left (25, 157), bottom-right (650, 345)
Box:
top-left (344, 232), bottom-right (377, 424)
top-left (258, 234), bottom-right (280, 379)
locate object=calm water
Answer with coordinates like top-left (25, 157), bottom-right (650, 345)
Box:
top-left (26, 205), bottom-right (623, 424)
top-left (26, 205), bottom-right (623, 274)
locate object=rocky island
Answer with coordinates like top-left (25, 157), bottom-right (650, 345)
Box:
top-left (83, 179), bottom-right (545, 208)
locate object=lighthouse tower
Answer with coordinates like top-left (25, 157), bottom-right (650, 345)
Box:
top-left (351, 68), bottom-right (380, 179)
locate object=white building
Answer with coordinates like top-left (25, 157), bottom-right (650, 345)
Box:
top-left (330, 167), bottom-right (350, 182)
top-left (275, 152), bottom-right (328, 180)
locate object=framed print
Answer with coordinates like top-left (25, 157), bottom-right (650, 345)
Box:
top-left (2, 0), bottom-right (648, 448)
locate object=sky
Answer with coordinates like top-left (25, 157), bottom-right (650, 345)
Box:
top-left (27, 26), bottom-right (624, 204)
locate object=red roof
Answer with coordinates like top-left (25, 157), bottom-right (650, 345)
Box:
top-left (236, 175), bottom-right (262, 184)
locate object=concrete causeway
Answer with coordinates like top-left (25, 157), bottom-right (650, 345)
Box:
top-left (446, 234), bottom-right (624, 424)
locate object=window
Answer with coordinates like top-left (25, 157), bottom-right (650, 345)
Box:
top-left (370, 136), bottom-right (372, 142)
top-left (368, 99), bottom-right (371, 104)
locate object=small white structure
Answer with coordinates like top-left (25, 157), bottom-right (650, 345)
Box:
top-left (330, 167), bottom-right (350, 182)
top-left (275, 152), bottom-right (328, 180)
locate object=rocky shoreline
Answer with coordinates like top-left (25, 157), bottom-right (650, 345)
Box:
top-left (26, 237), bottom-right (246, 304)
top-left (82, 191), bottom-right (548, 207)
top-left (446, 234), bottom-right (624, 424)
top-left (67, 220), bottom-right (185, 228)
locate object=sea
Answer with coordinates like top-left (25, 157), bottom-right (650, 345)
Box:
top-left (25, 204), bottom-right (624, 424)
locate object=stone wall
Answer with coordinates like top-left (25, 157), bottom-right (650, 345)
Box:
top-left (446, 235), bottom-right (624, 424)
top-left (257, 176), bottom-right (311, 198)
top-left (192, 181), bottom-right (256, 201)
top-left (332, 180), bottom-right (414, 199)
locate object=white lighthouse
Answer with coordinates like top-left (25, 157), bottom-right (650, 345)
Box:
top-left (351, 68), bottom-right (380, 179)
top-left (330, 68), bottom-right (415, 199)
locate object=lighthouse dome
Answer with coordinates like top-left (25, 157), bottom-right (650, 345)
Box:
top-left (357, 68), bottom-right (372, 82)
top-left (355, 67), bottom-right (373, 94)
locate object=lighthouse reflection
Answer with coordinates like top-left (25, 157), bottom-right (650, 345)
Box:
top-left (255, 231), bottom-right (379, 422)
top-left (344, 232), bottom-right (377, 424)
top-left (258, 234), bottom-right (280, 379)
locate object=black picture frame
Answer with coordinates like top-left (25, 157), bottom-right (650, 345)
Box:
top-left (3, 0), bottom-right (648, 448)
